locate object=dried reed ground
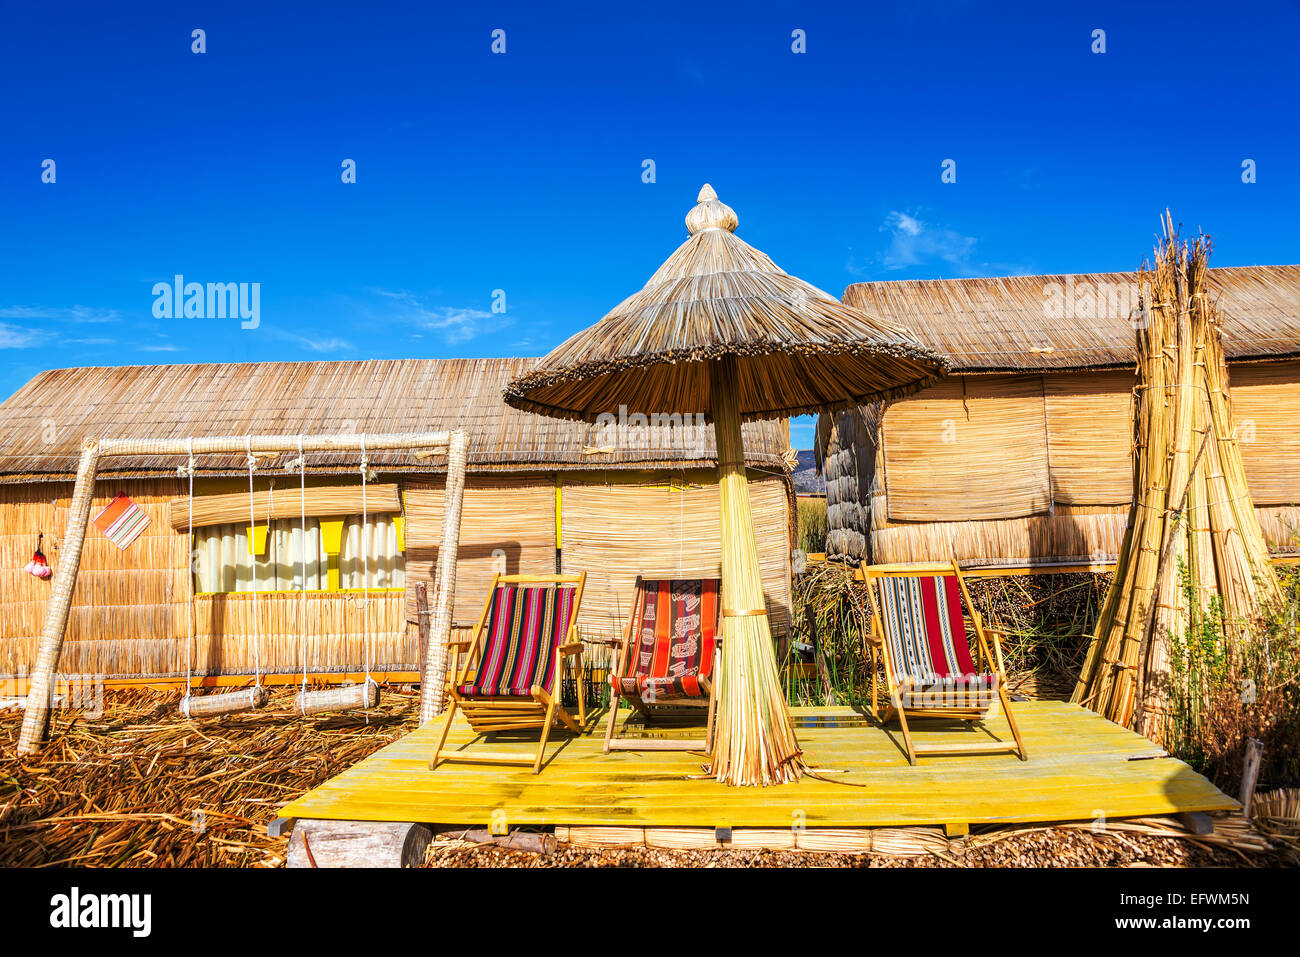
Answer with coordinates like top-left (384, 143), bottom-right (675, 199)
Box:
top-left (1, 689), bottom-right (1292, 868)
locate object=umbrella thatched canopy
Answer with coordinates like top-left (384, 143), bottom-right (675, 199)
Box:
top-left (505, 185), bottom-right (944, 422)
top-left (506, 185), bottom-right (946, 785)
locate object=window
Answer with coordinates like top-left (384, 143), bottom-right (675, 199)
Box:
top-left (193, 514), bottom-right (405, 594)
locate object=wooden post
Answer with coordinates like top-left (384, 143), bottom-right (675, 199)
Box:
top-left (421, 428), bottom-right (469, 723)
top-left (1240, 737), bottom-right (1264, 818)
top-left (415, 581), bottom-right (431, 676)
top-left (286, 820), bottom-right (432, 868)
top-left (18, 440), bottom-right (101, 755)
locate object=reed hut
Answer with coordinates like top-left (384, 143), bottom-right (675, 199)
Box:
top-left (816, 265), bottom-right (1300, 568)
top-left (0, 358), bottom-right (795, 684)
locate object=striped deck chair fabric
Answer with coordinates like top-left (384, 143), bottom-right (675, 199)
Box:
top-left (615, 579), bottom-right (719, 700)
top-left (458, 584), bottom-right (577, 697)
top-left (877, 573), bottom-right (996, 707)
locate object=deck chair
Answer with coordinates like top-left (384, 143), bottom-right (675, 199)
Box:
top-left (862, 561), bottom-right (1027, 765)
top-left (601, 577), bottom-right (721, 752)
top-left (430, 572), bottom-right (587, 774)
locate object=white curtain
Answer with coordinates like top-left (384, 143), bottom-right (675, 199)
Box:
top-left (193, 515), bottom-right (404, 593)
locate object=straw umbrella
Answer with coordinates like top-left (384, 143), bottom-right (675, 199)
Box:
top-left (506, 185), bottom-right (946, 785)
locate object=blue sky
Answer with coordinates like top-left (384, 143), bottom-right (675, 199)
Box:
top-left (3, 1), bottom-right (1298, 449)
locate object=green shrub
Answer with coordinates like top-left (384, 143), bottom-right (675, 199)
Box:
top-left (1168, 563), bottom-right (1300, 790)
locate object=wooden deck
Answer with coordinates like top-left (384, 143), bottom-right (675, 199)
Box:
top-left (277, 701), bottom-right (1236, 830)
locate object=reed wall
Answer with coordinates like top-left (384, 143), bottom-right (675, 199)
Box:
top-left (558, 472), bottom-right (793, 647)
top-left (868, 360), bottom-right (1300, 565)
top-left (2, 467), bottom-right (795, 678)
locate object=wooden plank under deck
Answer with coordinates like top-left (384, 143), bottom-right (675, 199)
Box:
top-left (278, 701), bottom-right (1236, 829)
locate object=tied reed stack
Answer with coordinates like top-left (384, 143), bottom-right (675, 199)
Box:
top-left (506, 184), bottom-right (944, 785)
top-left (1073, 217), bottom-right (1282, 742)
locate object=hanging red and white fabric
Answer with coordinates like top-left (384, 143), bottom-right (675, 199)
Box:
top-left (24, 534), bottom-right (52, 579)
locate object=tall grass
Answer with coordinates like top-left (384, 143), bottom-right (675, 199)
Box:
top-left (797, 497), bottom-right (828, 555)
top-left (786, 560), bottom-right (873, 707)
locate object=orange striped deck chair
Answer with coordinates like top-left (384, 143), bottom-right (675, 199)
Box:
top-left (430, 572), bottom-right (587, 774)
top-left (601, 577), bottom-right (721, 752)
top-left (862, 561), bottom-right (1026, 765)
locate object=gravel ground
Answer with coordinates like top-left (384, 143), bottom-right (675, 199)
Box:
top-left (425, 827), bottom-right (1298, 868)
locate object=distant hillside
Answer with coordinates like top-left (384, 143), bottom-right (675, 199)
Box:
top-left (790, 449), bottom-right (824, 495)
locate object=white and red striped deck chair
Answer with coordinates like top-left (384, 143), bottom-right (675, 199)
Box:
top-left (862, 561), bottom-right (1026, 765)
top-left (430, 572), bottom-right (587, 774)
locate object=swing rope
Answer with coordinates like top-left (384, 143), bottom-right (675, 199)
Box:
top-left (246, 436), bottom-right (262, 691)
top-left (292, 435), bottom-right (308, 698)
top-left (180, 438), bottom-right (195, 698)
top-left (360, 436), bottom-right (372, 719)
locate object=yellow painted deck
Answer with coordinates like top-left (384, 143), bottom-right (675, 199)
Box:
top-left (278, 701), bottom-right (1236, 829)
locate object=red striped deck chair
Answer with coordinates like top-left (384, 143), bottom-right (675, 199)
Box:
top-left (862, 561), bottom-right (1026, 765)
top-left (430, 572), bottom-right (587, 774)
top-left (601, 577), bottom-right (721, 753)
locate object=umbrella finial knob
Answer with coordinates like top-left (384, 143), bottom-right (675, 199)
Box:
top-left (686, 183), bottom-right (738, 235)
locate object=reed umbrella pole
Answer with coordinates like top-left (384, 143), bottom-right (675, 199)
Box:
top-left (710, 356), bottom-right (804, 785)
top-left (18, 439), bottom-right (102, 755)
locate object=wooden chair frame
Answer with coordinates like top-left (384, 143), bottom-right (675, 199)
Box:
top-left (600, 576), bottom-right (721, 753)
top-left (862, 560), bottom-right (1026, 765)
top-left (430, 572), bottom-right (587, 774)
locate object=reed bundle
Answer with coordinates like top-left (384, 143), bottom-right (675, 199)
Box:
top-left (0, 688), bottom-right (417, 867)
top-left (1073, 219), bottom-right (1282, 743)
top-left (709, 358), bottom-right (803, 785)
top-left (1253, 788), bottom-right (1300, 851)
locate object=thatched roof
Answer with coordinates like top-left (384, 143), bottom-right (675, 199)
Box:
top-left (0, 358), bottom-right (791, 482)
top-left (506, 185), bottom-right (946, 422)
top-left (842, 264), bottom-right (1300, 372)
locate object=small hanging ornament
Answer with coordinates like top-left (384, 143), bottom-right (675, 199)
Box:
top-left (24, 533), bottom-right (52, 580)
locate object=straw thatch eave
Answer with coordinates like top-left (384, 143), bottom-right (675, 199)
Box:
top-left (843, 264), bottom-right (1300, 373)
top-left (0, 357), bottom-right (791, 480)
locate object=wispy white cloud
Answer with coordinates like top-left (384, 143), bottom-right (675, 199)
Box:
top-left (369, 288), bottom-right (498, 345)
top-left (0, 304), bottom-right (121, 324)
top-left (0, 322), bottom-right (42, 349)
top-left (849, 211), bottom-right (1032, 278)
top-left (262, 327), bottom-right (354, 353)
top-left (139, 343), bottom-right (184, 353)
top-left (878, 210), bottom-right (977, 271)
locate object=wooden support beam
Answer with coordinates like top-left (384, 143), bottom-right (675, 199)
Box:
top-left (267, 817), bottom-right (295, 838)
top-left (1239, 737), bottom-right (1264, 818)
top-left (286, 819), bottom-right (432, 868)
top-left (943, 822), bottom-right (970, 838)
top-left (1176, 812), bottom-right (1215, 836)
top-left (420, 428), bottom-right (469, 724)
